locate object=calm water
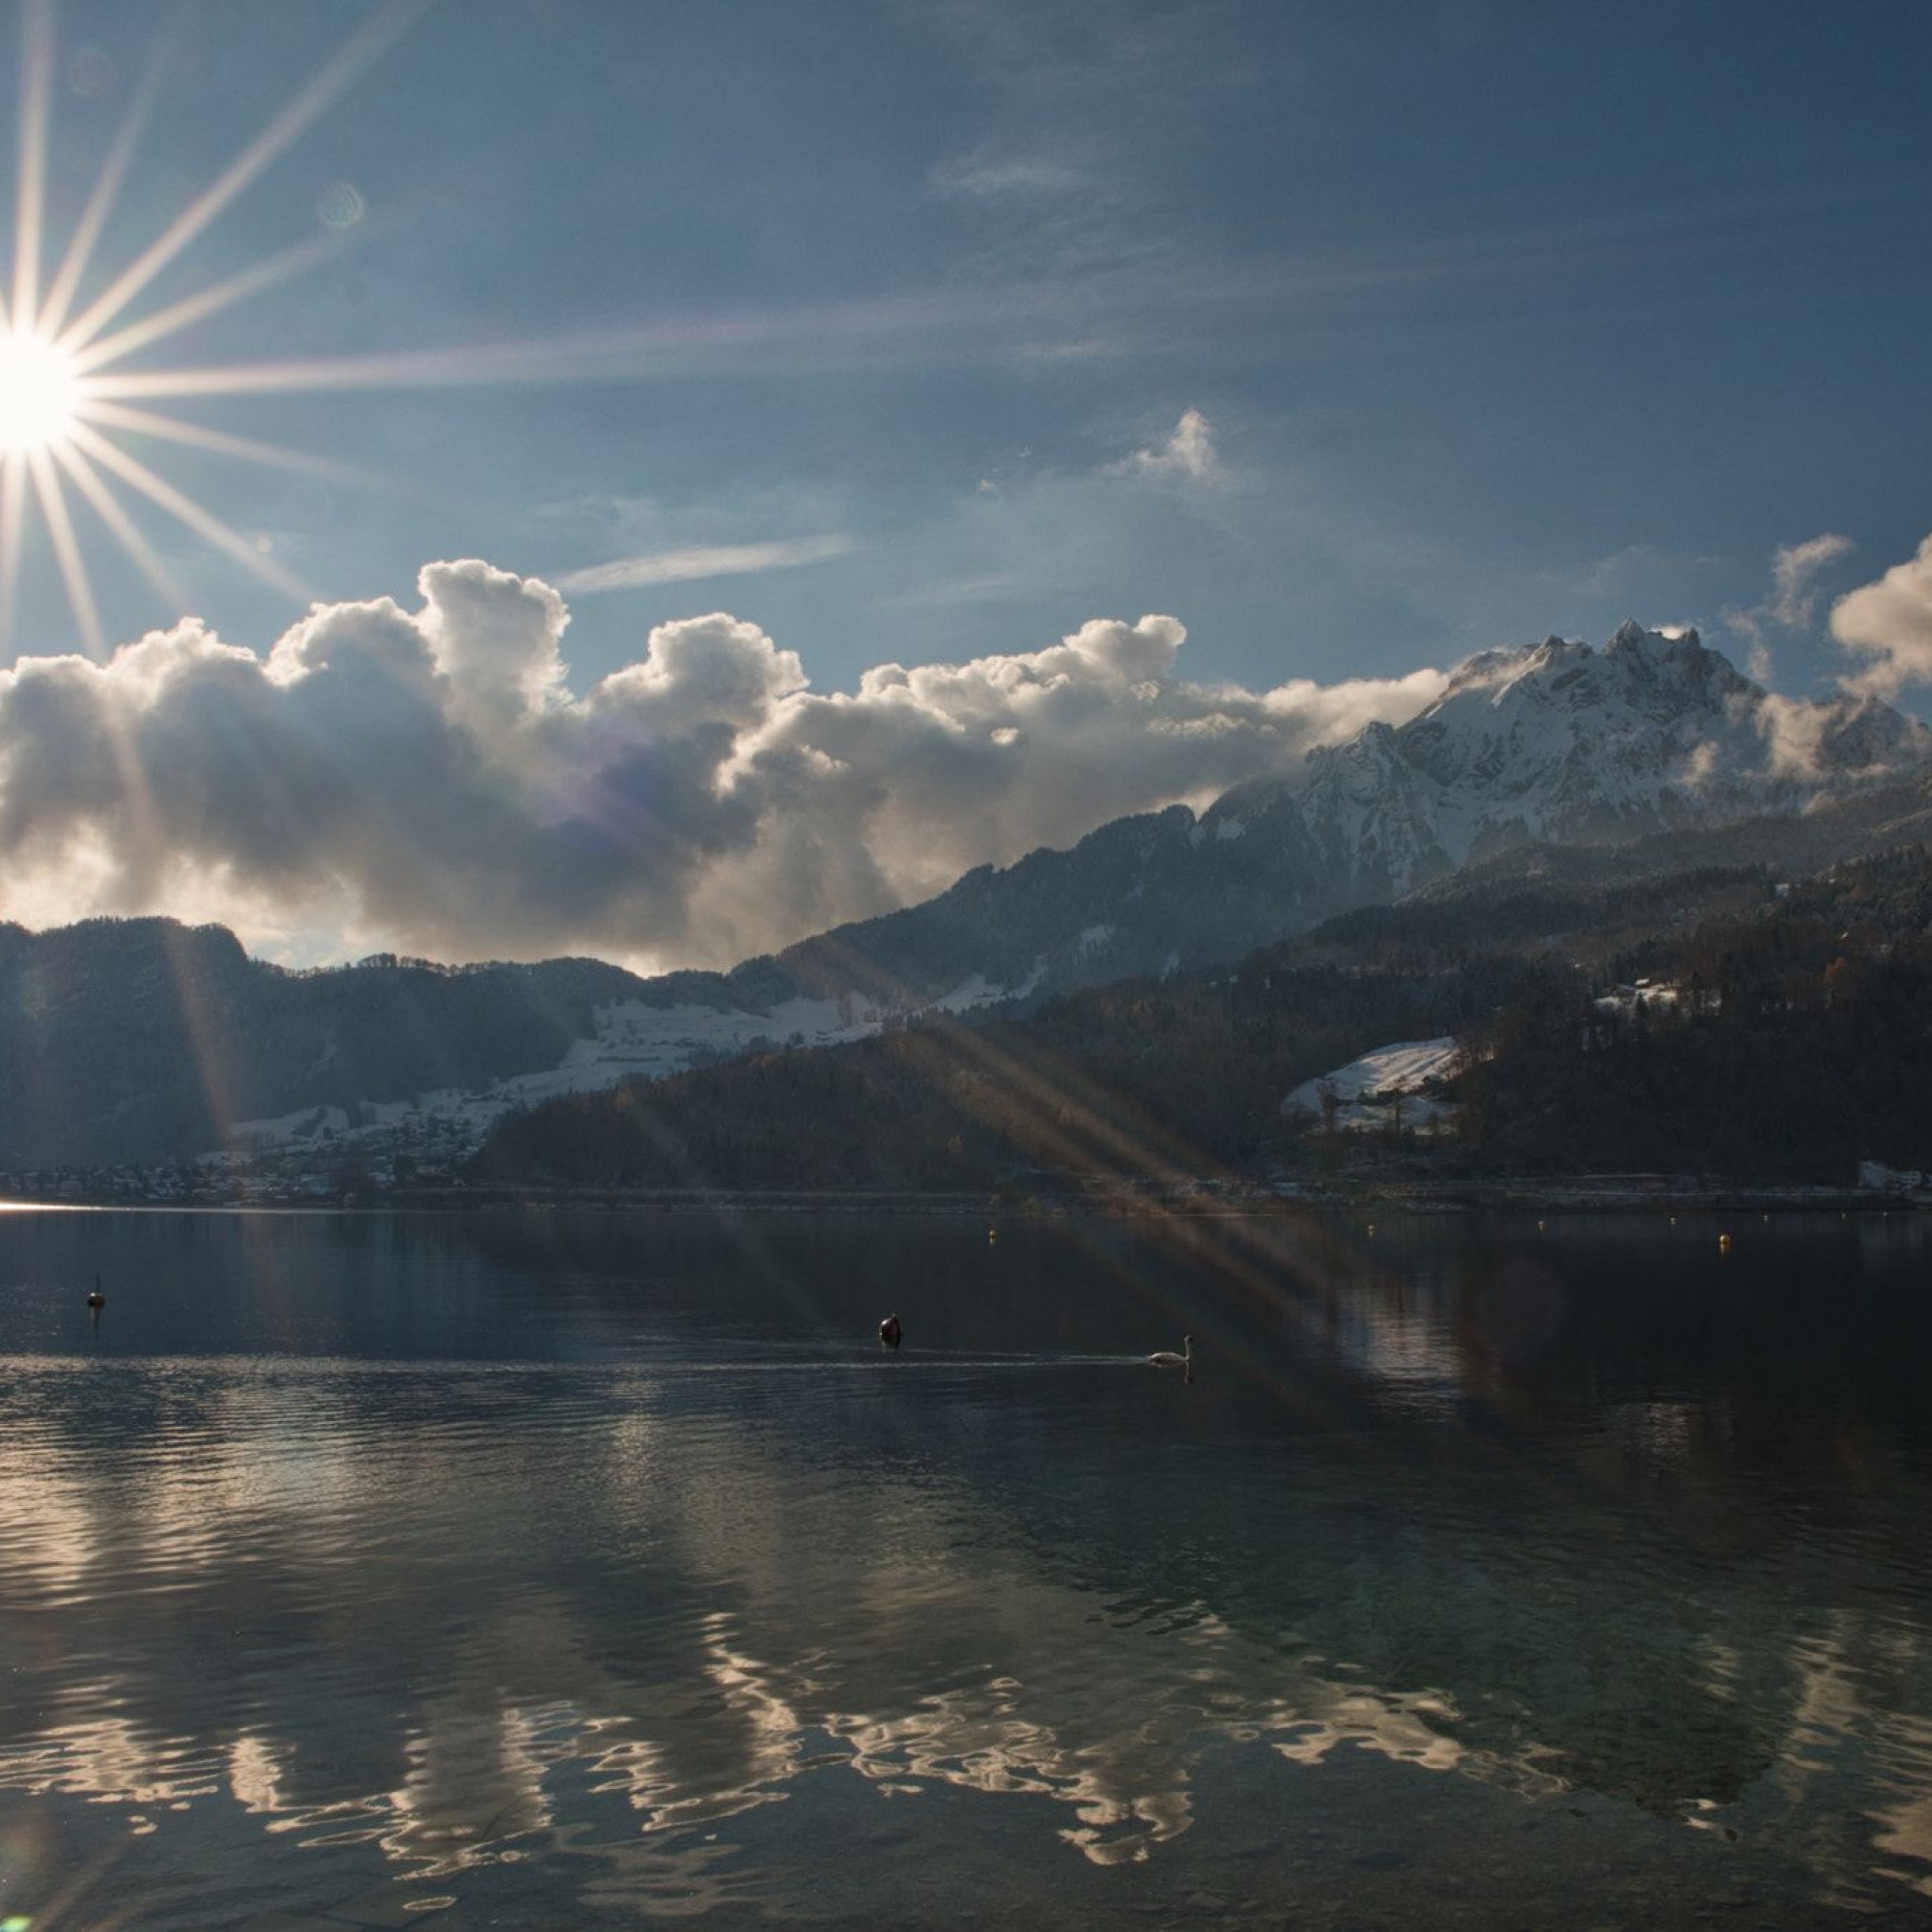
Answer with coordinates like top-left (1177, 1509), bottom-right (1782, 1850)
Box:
top-left (3, 1208), bottom-right (1932, 1930)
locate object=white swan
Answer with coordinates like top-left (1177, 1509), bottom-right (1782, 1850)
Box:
top-left (1149, 1334), bottom-right (1193, 1369)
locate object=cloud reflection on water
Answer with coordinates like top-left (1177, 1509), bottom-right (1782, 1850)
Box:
top-left (0, 1350), bottom-right (1490, 1889)
top-left (3, 1212), bottom-right (1932, 1925)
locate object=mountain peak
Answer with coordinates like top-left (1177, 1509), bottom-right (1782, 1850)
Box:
top-left (1294, 623), bottom-right (1929, 890)
top-left (1605, 617), bottom-right (1700, 653)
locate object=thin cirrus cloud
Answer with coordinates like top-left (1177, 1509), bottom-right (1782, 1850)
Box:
top-left (0, 557), bottom-right (1448, 972)
top-left (555, 534), bottom-right (856, 596)
top-left (1723, 532), bottom-right (1856, 680)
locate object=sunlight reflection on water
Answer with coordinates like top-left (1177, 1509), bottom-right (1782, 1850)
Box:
top-left (2, 1208), bottom-right (1932, 1927)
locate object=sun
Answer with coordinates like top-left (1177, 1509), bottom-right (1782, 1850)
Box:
top-left (0, 328), bottom-right (79, 454)
top-left (0, 0), bottom-right (436, 660)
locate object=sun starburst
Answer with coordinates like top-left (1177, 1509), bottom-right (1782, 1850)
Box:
top-left (0, 0), bottom-right (432, 658)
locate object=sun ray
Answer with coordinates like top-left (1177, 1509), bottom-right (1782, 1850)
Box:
top-left (59, 0), bottom-right (435, 356)
top-left (68, 419), bottom-right (310, 602)
top-left (37, 16), bottom-right (181, 340)
top-left (79, 342), bottom-right (598, 403)
top-left (27, 444), bottom-right (105, 656)
top-left (0, 451), bottom-right (26, 649)
top-left (51, 439), bottom-right (187, 612)
top-left (68, 278), bottom-right (1019, 403)
top-left (12, 0), bottom-right (55, 327)
top-left (69, 232), bottom-right (350, 377)
top-left (78, 397), bottom-right (384, 490)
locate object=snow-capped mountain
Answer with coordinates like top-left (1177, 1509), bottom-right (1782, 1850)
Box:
top-left (785, 621), bottom-right (1931, 1003)
top-left (1197, 622), bottom-right (1929, 900)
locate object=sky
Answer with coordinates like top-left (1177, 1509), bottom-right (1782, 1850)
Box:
top-left (0, 0), bottom-right (1929, 971)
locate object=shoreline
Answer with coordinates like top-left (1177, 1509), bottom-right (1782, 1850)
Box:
top-left (0, 1178), bottom-right (1911, 1216)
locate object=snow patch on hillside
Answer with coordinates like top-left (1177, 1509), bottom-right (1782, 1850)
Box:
top-left (1283, 1037), bottom-right (1463, 1134)
top-left (230, 1105), bottom-right (353, 1151)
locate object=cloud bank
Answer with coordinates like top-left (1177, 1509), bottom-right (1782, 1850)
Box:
top-left (0, 561), bottom-right (1449, 971)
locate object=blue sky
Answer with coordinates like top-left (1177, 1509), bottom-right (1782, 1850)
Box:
top-left (6, 0), bottom-right (1928, 697)
top-left (0, 0), bottom-right (1928, 966)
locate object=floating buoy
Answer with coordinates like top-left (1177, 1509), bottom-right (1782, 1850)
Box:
top-left (85, 1273), bottom-right (104, 1311)
top-left (1719, 1233), bottom-right (1733, 1255)
top-left (878, 1313), bottom-right (902, 1350)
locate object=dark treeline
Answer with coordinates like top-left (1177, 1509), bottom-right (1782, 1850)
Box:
top-left (1463, 921), bottom-right (1932, 1182)
top-left (1297, 862), bottom-right (1779, 974)
top-left (469, 953), bottom-right (1566, 1191)
top-left (0, 918), bottom-right (653, 1165)
top-left (472, 843), bottom-right (1932, 1192)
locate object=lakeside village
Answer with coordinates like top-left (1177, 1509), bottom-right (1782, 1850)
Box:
top-left (4, 987), bottom-right (1923, 1215)
top-left (0, 1150), bottom-right (1910, 1216)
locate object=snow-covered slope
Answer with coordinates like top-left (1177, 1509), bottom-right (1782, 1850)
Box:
top-left (1282, 1037), bottom-right (1464, 1134)
top-left (1204, 623), bottom-right (1929, 896)
top-left (222, 981), bottom-right (1021, 1162)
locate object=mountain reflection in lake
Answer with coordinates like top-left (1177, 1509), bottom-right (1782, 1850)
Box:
top-left (3, 1208), bottom-right (1932, 1930)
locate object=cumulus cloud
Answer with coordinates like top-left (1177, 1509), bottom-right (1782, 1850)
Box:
top-left (0, 560), bottom-right (1447, 970)
top-left (1832, 533), bottom-right (1932, 698)
top-left (1114, 410), bottom-right (1217, 483)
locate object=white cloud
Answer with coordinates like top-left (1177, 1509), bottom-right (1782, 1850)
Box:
top-left (1832, 533), bottom-right (1932, 698)
top-left (1770, 531), bottom-right (1855, 628)
top-left (0, 558), bottom-right (1448, 970)
top-left (1582, 543), bottom-right (1723, 601)
top-left (1723, 531), bottom-right (1855, 680)
top-left (1114, 409), bottom-right (1218, 483)
top-left (556, 533), bottom-right (855, 595)
top-left (1753, 692), bottom-right (1836, 781)
top-left (931, 154), bottom-right (1088, 200)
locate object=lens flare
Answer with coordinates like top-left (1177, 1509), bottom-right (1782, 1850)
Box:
top-left (0, 2), bottom-right (433, 655)
top-left (0, 328), bottom-right (77, 453)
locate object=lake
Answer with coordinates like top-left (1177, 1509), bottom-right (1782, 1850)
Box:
top-left (3, 1206), bottom-right (1932, 1929)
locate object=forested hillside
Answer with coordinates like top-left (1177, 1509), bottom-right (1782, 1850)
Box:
top-left (470, 845), bottom-right (1932, 1193)
top-left (0, 919), bottom-right (652, 1165)
top-left (1463, 847), bottom-right (1932, 1179)
top-left (469, 952), bottom-right (1560, 1190)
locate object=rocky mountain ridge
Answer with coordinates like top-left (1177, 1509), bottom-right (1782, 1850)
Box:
top-left (1198, 622), bottom-right (1925, 902)
top-left (786, 623), bottom-right (1929, 1001)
